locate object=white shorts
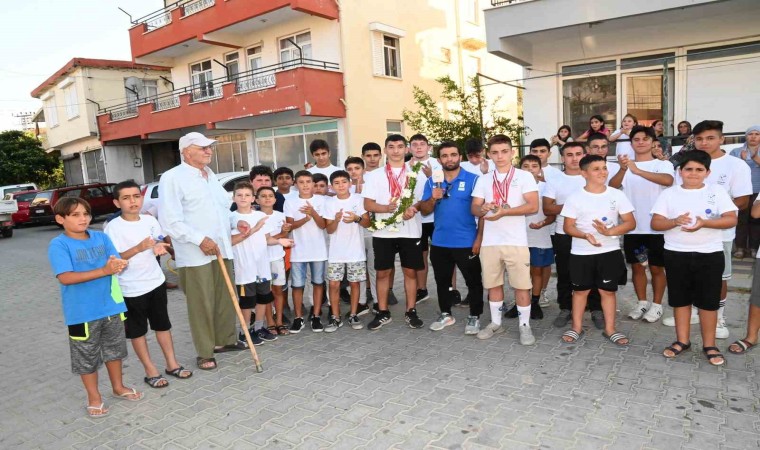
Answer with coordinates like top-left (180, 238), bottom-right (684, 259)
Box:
top-left (270, 259), bottom-right (286, 286)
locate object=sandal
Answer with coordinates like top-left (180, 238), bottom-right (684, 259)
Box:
top-left (213, 341), bottom-right (248, 353)
top-left (663, 341), bottom-right (691, 358)
top-left (165, 366), bottom-right (193, 379)
top-left (702, 346), bottom-right (725, 366)
top-left (86, 403), bottom-right (109, 418)
top-left (561, 329), bottom-right (584, 344)
top-left (144, 375), bottom-right (169, 388)
top-left (602, 331), bottom-right (630, 346)
top-left (112, 387), bottom-right (144, 402)
top-left (728, 339), bottom-right (757, 355)
top-left (276, 325), bottom-right (290, 336)
top-left (196, 357), bottom-right (217, 370)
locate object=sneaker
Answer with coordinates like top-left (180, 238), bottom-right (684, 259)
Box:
top-left (372, 303), bottom-right (381, 315)
top-left (405, 308), bottom-right (424, 329)
top-left (716, 317), bottom-right (729, 339)
top-left (628, 301), bottom-right (650, 320)
top-left (642, 303), bottom-right (663, 323)
top-left (311, 316), bottom-right (324, 333)
top-left (416, 289), bottom-right (430, 304)
top-left (324, 315), bottom-right (343, 333)
top-left (530, 302), bottom-right (544, 320)
top-left (538, 289), bottom-right (550, 307)
top-left (355, 303), bottom-right (370, 317)
top-left (591, 311), bottom-right (605, 330)
top-left (477, 322), bottom-right (505, 340)
top-left (368, 310), bottom-right (392, 330)
top-left (429, 312), bottom-right (456, 331)
top-left (450, 289), bottom-right (462, 307)
top-left (348, 314), bottom-right (364, 330)
top-left (519, 324), bottom-right (536, 345)
top-left (257, 327), bottom-right (278, 342)
top-left (240, 330), bottom-right (262, 346)
top-left (289, 317), bottom-right (305, 334)
top-left (553, 309), bottom-right (572, 327)
top-left (663, 307), bottom-right (699, 326)
top-left (504, 305), bottom-right (518, 318)
top-left (464, 315), bottom-right (480, 335)
top-left (388, 290), bottom-right (399, 305)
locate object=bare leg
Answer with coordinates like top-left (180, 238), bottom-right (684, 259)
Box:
top-left (155, 330), bottom-right (180, 371)
top-left (241, 308), bottom-right (252, 329)
top-left (600, 290), bottom-right (628, 344)
top-left (254, 304), bottom-right (266, 328)
top-left (264, 303), bottom-right (275, 328)
top-left (664, 306), bottom-right (693, 357)
top-left (130, 336), bottom-right (160, 378)
top-left (541, 266), bottom-right (551, 290)
top-left (530, 266), bottom-right (542, 297)
top-left (451, 269), bottom-right (458, 290)
top-left (515, 288), bottom-right (530, 307)
top-left (292, 287), bottom-right (304, 317)
top-left (376, 269), bottom-right (391, 310)
top-left (402, 267), bottom-right (418, 310)
top-left (349, 281), bottom-right (361, 315)
top-left (730, 304), bottom-right (760, 352)
top-left (329, 280), bottom-right (341, 318)
top-left (631, 263), bottom-right (648, 301)
top-left (106, 359), bottom-right (140, 399)
top-left (81, 372), bottom-right (104, 411)
top-left (564, 290), bottom-right (589, 340)
top-left (650, 266), bottom-right (666, 305)
top-left (417, 250), bottom-right (429, 291)
top-left (312, 283), bottom-right (325, 312)
top-left (272, 285), bottom-right (284, 325)
top-left (698, 308), bottom-right (719, 348)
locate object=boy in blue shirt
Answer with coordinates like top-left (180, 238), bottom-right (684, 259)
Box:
top-left (48, 197), bottom-right (144, 418)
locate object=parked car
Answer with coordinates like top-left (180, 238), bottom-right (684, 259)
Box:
top-left (4, 190), bottom-right (38, 226)
top-left (0, 197), bottom-right (18, 238)
top-left (140, 171), bottom-right (250, 217)
top-left (28, 183), bottom-right (117, 225)
top-left (0, 183), bottom-right (38, 199)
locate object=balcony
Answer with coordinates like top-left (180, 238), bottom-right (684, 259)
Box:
top-left (96, 59), bottom-right (344, 143)
top-left (129, 0), bottom-right (339, 63)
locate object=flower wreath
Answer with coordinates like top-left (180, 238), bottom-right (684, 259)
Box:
top-left (368, 161), bottom-right (423, 232)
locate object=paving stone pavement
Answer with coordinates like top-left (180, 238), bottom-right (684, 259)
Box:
top-left (1, 224), bottom-right (759, 449)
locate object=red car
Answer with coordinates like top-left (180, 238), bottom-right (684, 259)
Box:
top-left (8, 189), bottom-right (38, 226)
top-left (29, 183), bottom-right (117, 225)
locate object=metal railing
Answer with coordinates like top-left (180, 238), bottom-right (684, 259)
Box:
top-left (183, 0), bottom-right (214, 17)
top-left (145, 11), bottom-right (172, 30)
top-left (132, 0), bottom-right (213, 30)
top-left (99, 59), bottom-right (340, 121)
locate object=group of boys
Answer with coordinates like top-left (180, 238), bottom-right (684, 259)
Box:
top-left (49, 120), bottom-right (760, 418)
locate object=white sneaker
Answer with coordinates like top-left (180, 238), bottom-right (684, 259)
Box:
top-left (642, 303), bottom-right (663, 323)
top-left (519, 324), bottom-right (536, 345)
top-left (663, 307), bottom-right (699, 326)
top-left (715, 317), bottom-right (729, 339)
top-left (538, 289), bottom-right (550, 307)
top-left (628, 301), bottom-right (650, 320)
top-left (429, 313), bottom-right (456, 331)
top-left (477, 322), bottom-right (505, 340)
top-left (464, 315), bottom-right (480, 335)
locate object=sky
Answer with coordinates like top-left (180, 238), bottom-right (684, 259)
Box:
top-left (0, 0), bottom-right (162, 131)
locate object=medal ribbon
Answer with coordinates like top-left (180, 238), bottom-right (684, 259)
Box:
top-left (492, 166), bottom-right (515, 207)
top-left (385, 163), bottom-right (407, 199)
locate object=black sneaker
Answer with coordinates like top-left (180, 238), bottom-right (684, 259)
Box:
top-left (240, 330), bottom-right (263, 346)
top-left (388, 290), bottom-right (399, 305)
top-left (257, 327), bottom-right (278, 342)
top-left (504, 305), bottom-right (518, 318)
top-left (530, 302), bottom-right (544, 320)
top-left (368, 310), bottom-right (392, 331)
top-left (405, 308), bottom-right (424, 329)
top-left (450, 289), bottom-right (462, 306)
top-left (324, 315), bottom-right (343, 333)
top-left (372, 302), bottom-right (380, 315)
top-left (347, 303), bottom-right (370, 319)
top-left (311, 316), bottom-right (324, 332)
top-left (289, 317), bottom-right (305, 334)
top-left (416, 289), bottom-right (429, 304)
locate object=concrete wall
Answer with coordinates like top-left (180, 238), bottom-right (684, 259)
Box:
top-left (104, 145), bottom-right (147, 184)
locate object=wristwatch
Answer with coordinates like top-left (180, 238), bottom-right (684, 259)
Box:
top-left (354, 216), bottom-right (362, 223)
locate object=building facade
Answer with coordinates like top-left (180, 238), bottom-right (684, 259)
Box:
top-left (31, 58), bottom-right (172, 185)
top-left (96, 0), bottom-right (521, 177)
top-left (485, 0), bottom-right (760, 162)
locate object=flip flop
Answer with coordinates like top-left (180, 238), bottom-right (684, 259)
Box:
top-left (728, 339), bottom-right (757, 355)
top-left (196, 357), bottom-right (217, 370)
top-left (144, 375), bottom-right (169, 388)
top-left (561, 329), bottom-right (584, 344)
top-left (112, 388), bottom-right (144, 402)
top-left (165, 366), bottom-right (193, 379)
top-left (86, 403), bottom-right (109, 418)
top-left (602, 331), bottom-right (630, 347)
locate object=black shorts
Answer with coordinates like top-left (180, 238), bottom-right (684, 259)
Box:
top-left (623, 234), bottom-right (665, 266)
top-left (237, 281), bottom-right (273, 309)
top-left (373, 237), bottom-right (425, 271)
top-left (664, 250), bottom-right (723, 311)
top-left (569, 250), bottom-right (626, 292)
top-left (123, 283), bottom-right (171, 339)
top-left (420, 222), bottom-right (435, 252)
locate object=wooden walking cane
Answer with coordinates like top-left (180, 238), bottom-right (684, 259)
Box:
top-left (216, 254), bottom-right (263, 373)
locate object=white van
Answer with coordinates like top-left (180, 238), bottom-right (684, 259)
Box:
top-left (1, 183), bottom-right (38, 198)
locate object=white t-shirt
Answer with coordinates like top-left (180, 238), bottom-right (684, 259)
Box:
top-left (308, 164), bottom-right (341, 179)
top-left (322, 194), bottom-right (367, 263)
top-left (472, 167), bottom-right (538, 247)
top-left (526, 182), bottom-right (553, 249)
top-left (230, 211), bottom-right (271, 284)
top-left (262, 210), bottom-right (287, 262)
top-left (362, 163), bottom-right (428, 239)
top-left (675, 154), bottom-right (751, 241)
top-left (619, 159), bottom-right (674, 234)
top-left (283, 195), bottom-right (328, 262)
top-left (279, 190), bottom-right (299, 203)
top-left (544, 172), bottom-right (586, 235)
top-left (461, 159), bottom-right (495, 176)
top-left (561, 187), bottom-right (635, 255)
top-left (542, 165), bottom-right (563, 185)
top-left (413, 158), bottom-right (442, 224)
top-left (651, 184), bottom-right (738, 253)
top-left (614, 130), bottom-right (633, 160)
top-left (606, 160), bottom-right (621, 183)
top-left (104, 215), bottom-right (166, 297)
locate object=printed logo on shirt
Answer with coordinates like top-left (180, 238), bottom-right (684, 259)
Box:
top-left (458, 181), bottom-right (466, 191)
top-left (707, 193), bottom-right (716, 205)
top-left (609, 200), bottom-right (617, 211)
top-left (75, 245), bottom-right (106, 263)
top-left (717, 174), bottom-right (728, 185)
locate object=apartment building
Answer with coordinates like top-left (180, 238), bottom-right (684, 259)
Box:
top-left (96, 0), bottom-right (521, 177)
top-left (31, 58), bottom-right (171, 185)
top-left (485, 0), bottom-right (760, 161)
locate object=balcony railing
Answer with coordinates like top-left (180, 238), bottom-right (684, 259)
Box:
top-left (132, 0), bottom-right (212, 31)
top-left (99, 58), bottom-right (340, 121)
top-left (183, 0), bottom-right (214, 17)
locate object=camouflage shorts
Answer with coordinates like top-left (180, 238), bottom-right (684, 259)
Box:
top-left (326, 262), bottom-right (367, 283)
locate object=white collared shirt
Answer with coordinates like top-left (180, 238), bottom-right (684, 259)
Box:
top-left (158, 162), bottom-right (234, 268)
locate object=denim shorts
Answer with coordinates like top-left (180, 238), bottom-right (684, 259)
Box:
top-left (290, 261), bottom-right (327, 288)
top-left (529, 247), bottom-right (555, 268)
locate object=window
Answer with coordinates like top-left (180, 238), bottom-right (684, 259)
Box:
top-left (562, 75), bottom-right (617, 138)
top-left (62, 158), bottom-right (83, 185)
top-left (247, 46), bottom-right (262, 71)
top-left (383, 35), bottom-right (401, 78)
top-left (64, 84), bottom-right (79, 119)
top-left (386, 120), bottom-right (403, 136)
top-left (254, 121), bottom-right (339, 168)
top-left (225, 52), bottom-right (239, 82)
top-left (190, 60), bottom-right (217, 101)
top-left (143, 80), bottom-right (158, 102)
top-left (83, 149), bottom-right (106, 183)
top-left (46, 96), bottom-right (59, 127)
top-left (279, 32), bottom-right (312, 66)
top-left (207, 133), bottom-right (248, 173)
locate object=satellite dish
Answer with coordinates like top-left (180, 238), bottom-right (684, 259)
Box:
top-left (125, 76), bottom-right (145, 99)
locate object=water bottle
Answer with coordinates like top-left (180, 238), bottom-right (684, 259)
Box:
top-left (634, 245), bottom-right (649, 267)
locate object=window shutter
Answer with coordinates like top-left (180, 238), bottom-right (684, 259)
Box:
top-left (371, 31), bottom-right (385, 76)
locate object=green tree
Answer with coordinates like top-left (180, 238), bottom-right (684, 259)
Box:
top-left (402, 76), bottom-right (525, 153)
top-left (0, 130), bottom-right (63, 189)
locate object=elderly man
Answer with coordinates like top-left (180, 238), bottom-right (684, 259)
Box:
top-left (159, 132), bottom-right (243, 371)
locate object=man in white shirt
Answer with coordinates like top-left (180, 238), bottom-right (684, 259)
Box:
top-left (586, 133), bottom-right (621, 182)
top-left (159, 132), bottom-right (241, 371)
top-left (460, 138), bottom-right (495, 176)
top-left (307, 139), bottom-right (341, 182)
top-left (528, 138), bottom-right (562, 185)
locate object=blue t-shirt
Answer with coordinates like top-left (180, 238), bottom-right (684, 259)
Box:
top-left (48, 230), bottom-right (127, 325)
top-left (421, 169), bottom-right (479, 248)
